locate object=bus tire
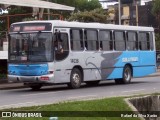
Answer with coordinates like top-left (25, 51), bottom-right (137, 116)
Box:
top-left (115, 65), bottom-right (132, 84)
top-left (68, 68), bottom-right (82, 89)
top-left (29, 84), bottom-right (42, 90)
top-left (86, 80), bottom-right (100, 86)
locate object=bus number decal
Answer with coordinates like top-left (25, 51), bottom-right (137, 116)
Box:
top-left (71, 59), bottom-right (79, 63)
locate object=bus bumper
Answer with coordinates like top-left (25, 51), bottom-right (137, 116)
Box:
top-left (8, 74), bottom-right (54, 83)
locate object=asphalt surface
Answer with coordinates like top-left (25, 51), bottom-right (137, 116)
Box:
top-left (0, 70), bottom-right (159, 90)
top-left (0, 75), bottom-right (160, 110)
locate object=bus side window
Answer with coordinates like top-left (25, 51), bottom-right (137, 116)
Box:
top-left (127, 32), bottom-right (138, 51)
top-left (99, 30), bottom-right (112, 51)
top-left (139, 32), bottom-right (150, 50)
top-left (55, 32), bottom-right (69, 61)
top-left (114, 31), bottom-right (126, 51)
top-left (150, 32), bottom-right (154, 50)
top-left (85, 29), bottom-right (98, 51)
top-left (70, 29), bottom-right (83, 51)
top-left (147, 33), bottom-right (150, 50)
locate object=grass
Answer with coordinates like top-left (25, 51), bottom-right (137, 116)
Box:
top-left (0, 97), bottom-right (141, 120)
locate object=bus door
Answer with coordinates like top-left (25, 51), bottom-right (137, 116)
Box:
top-left (53, 28), bottom-right (70, 83)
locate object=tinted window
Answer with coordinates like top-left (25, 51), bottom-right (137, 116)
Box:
top-left (70, 29), bottom-right (83, 51)
top-left (84, 30), bottom-right (98, 51)
top-left (139, 32), bottom-right (150, 50)
top-left (99, 30), bottom-right (113, 51)
top-left (127, 32), bottom-right (138, 51)
top-left (55, 33), bottom-right (69, 61)
top-left (114, 31), bottom-right (126, 51)
top-left (149, 32), bottom-right (154, 50)
top-left (9, 33), bottom-right (53, 62)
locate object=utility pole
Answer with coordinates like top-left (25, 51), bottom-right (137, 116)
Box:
top-left (118, 0), bottom-right (121, 25)
top-left (135, 0), bottom-right (139, 26)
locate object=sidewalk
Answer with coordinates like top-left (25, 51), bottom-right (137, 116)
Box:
top-left (0, 69), bottom-right (160, 90)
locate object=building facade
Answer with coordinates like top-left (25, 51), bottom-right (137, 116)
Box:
top-left (107, 1), bottom-right (158, 32)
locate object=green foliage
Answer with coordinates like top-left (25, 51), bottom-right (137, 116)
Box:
top-left (0, 6), bottom-right (33, 32)
top-left (51, 0), bottom-right (101, 11)
top-left (22, 18), bottom-right (35, 21)
top-left (0, 0), bottom-right (102, 31)
top-left (8, 6), bottom-right (33, 24)
top-left (152, 0), bottom-right (160, 16)
top-left (75, 0), bottom-right (102, 12)
top-left (68, 8), bottom-right (109, 23)
top-left (155, 33), bottom-right (160, 50)
top-left (50, 0), bottom-right (102, 19)
top-left (2, 97), bottom-right (140, 120)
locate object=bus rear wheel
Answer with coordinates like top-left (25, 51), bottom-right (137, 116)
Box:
top-left (68, 68), bottom-right (82, 89)
top-left (115, 65), bottom-right (132, 84)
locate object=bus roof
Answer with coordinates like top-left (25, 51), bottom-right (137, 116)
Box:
top-left (11, 20), bottom-right (154, 32)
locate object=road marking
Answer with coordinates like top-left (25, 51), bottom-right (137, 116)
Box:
top-left (21, 91), bottom-right (63, 97)
top-left (122, 89), bottom-right (145, 93)
top-left (0, 102), bottom-right (35, 109)
top-left (69, 95), bottom-right (97, 99)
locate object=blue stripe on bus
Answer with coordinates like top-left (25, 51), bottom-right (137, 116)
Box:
top-left (8, 64), bottom-right (49, 76)
top-left (107, 51), bottom-right (156, 79)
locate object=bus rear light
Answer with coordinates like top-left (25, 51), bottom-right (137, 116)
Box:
top-left (40, 76), bottom-right (49, 81)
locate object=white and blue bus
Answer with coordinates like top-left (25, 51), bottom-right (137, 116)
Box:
top-left (8, 20), bottom-right (156, 90)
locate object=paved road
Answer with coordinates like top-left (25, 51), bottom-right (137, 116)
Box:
top-left (0, 76), bottom-right (160, 110)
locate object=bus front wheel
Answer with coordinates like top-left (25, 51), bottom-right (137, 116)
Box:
top-left (115, 65), bottom-right (132, 84)
top-left (68, 68), bottom-right (82, 89)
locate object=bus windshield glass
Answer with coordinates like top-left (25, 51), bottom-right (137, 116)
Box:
top-left (9, 32), bottom-right (53, 62)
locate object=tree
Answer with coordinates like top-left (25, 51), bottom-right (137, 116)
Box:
top-left (0, 5), bottom-right (33, 32)
top-left (50, 0), bottom-right (102, 19)
top-left (155, 34), bottom-right (160, 50)
top-left (8, 6), bottom-right (32, 23)
top-left (75, 0), bottom-right (102, 12)
top-left (152, 0), bottom-right (160, 50)
top-left (152, 0), bottom-right (160, 17)
top-left (51, 0), bottom-right (101, 12)
top-left (68, 8), bottom-right (110, 23)
top-left (152, 0), bottom-right (160, 31)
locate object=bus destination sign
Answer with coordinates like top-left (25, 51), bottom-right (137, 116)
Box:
top-left (10, 23), bottom-right (52, 32)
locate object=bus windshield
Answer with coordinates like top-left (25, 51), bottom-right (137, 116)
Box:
top-left (9, 32), bottom-right (53, 62)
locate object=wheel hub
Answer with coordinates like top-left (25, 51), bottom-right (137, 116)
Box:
top-left (72, 73), bottom-right (80, 84)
